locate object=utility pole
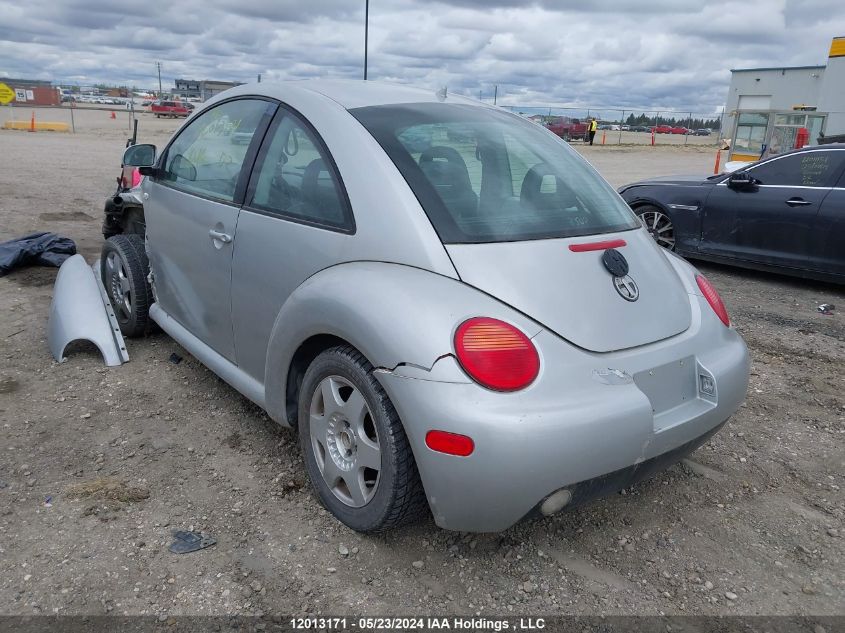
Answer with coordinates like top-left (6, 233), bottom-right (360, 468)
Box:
top-left (493, 84), bottom-right (497, 105)
top-left (363, 0), bottom-right (369, 80)
top-left (156, 62), bottom-right (162, 97)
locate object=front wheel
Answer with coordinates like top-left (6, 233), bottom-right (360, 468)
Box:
top-left (100, 234), bottom-right (152, 337)
top-left (636, 205), bottom-right (676, 251)
top-left (298, 346), bottom-right (428, 533)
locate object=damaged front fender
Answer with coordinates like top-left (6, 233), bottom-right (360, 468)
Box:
top-left (48, 254), bottom-right (129, 367)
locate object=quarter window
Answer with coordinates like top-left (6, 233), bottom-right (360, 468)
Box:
top-left (248, 112), bottom-right (351, 230)
top-left (748, 151), bottom-right (843, 187)
top-left (161, 99), bottom-right (270, 202)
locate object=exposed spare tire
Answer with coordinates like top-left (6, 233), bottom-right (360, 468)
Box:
top-left (100, 234), bottom-right (152, 338)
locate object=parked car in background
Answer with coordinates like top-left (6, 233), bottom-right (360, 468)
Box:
top-left (670, 126), bottom-right (691, 135)
top-left (695, 128), bottom-right (712, 136)
top-left (631, 125), bottom-right (650, 132)
top-left (91, 80), bottom-right (748, 533)
top-left (150, 100), bottom-right (190, 118)
top-left (618, 145), bottom-right (845, 283)
top-left (653, 125), bottom-right (673, 134)
top-left (621, 125), bottom-right (631, 131)
top-left (545, 117), bottom-right (589, 142)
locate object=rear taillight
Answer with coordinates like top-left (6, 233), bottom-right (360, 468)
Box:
top-left (454, 317), bottom-right (539, 391)
top-left (696, 274), bottom-right (730, 326)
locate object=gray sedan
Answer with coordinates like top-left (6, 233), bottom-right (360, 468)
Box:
top-left (95, 80), bottom-right (748, 532)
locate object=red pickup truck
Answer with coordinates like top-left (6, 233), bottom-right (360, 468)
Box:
top-left (545, 117), bottom-right (590, 142)
top-left (150, 100), bottom-right (190, 118)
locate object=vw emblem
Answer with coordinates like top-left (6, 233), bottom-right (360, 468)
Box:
top-left (602, 248), bottom-right (629, 277)
top-left (613, 275), bottom-right (639, 301)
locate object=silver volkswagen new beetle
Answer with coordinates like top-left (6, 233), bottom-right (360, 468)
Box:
top-left (104, 80), bottom-right (748, 533)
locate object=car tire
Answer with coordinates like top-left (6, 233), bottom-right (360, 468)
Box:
top-left (100, 234), bottom-right (152, 338)
top-left (298, 345), bottom-right (429, 533)
top-left (636, 204), bottom-right (676, 251)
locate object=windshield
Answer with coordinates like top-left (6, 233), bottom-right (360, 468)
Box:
top-left (350, 103), bottom-right (640, 244)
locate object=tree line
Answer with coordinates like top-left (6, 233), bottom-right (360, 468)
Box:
top-left (624, 113), bottom-right (721, 130)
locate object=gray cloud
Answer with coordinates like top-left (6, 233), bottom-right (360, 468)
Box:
top-left (0, 0), bottom-right (843, 114)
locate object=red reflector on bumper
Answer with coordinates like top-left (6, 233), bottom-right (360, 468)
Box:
top-left (425, 430), bottom-right (474, 457)
top-left (568, 239), bottom-right (627, 252)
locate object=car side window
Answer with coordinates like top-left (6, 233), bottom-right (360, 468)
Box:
top-left (161, 99), bottom-right (270, 203)
top-left (249, 111), bottom-right (351, 230)
top-left (748, 151), bottom-right (842, 187)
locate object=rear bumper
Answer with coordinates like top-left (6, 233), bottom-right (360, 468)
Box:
top-left (522, 421), bottom-right (725, 521)
top-left (376, 295), bottom-right (749, 532)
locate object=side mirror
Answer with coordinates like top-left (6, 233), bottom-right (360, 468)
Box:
top-left (123, 143), bottom-right (156, 167)
top-left (727, 171), bottom-right (757, 190)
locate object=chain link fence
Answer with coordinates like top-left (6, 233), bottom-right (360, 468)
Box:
top-left (0, 102), bottom-right (183, 140)
top-left (499, 105), bottom-right (725, 146)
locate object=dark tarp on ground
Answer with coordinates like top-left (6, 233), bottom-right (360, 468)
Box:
top-left (0, 232), bottom-right (77, 277)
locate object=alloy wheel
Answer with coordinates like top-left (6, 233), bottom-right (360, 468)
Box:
top-left (309, 375), bottom-right (381, 507)
top-left (105, 251), bottom-right (133, 322)
top-left (640, 209), bottom-right (676, 250)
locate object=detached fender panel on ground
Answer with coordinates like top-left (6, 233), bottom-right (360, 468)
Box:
top-left (48, 254), bottom-right (129, 367)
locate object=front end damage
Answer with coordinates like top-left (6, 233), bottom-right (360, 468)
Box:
top-left (48, 254), bottom-right (129, 367)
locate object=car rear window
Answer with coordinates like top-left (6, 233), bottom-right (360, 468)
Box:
top-left (350, 103), bottom-right (639, 243)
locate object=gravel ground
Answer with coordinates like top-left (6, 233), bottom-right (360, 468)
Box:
top-left (0, 110), bottom-right (842, 618)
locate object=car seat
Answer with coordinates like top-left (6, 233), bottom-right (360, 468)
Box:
top-left (418, 146), bottom-right (478, 218)
top-left (519, 163), bottom-right (577, 213)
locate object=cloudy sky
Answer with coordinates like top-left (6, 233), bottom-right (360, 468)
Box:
top-left (0, 0), bottom-right (843, 114)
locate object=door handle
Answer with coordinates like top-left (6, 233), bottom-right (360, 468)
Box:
top-left (785, 198), bottom-right (812, 207)
top-left (208, 229), bottom-right (232, 243)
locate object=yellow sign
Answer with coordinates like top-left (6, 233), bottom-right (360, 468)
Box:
top-left (0, 82), bottom-right (15, 105)
top-left (830, 37), bottom-right (845, 58)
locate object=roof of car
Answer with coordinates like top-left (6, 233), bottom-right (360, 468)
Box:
top-left (224, 79), bottom-right (480, 110)
top-left (794, 143), bottom-right (845, 152)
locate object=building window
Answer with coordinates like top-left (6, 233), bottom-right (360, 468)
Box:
top-left (734, 112), bottom-right (769, 157)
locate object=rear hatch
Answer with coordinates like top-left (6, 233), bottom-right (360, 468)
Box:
top-left (446, 229), bottom-right (691, 352)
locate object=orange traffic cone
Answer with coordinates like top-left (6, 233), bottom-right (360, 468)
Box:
top-left (29, 111), bottom-right (35, 132)
top-left (713, 149), bottom-right (722, 174)
top-left (110, 111), bottom-right (116, 119)
top-left (601, 130), bottom-right (606, 145)
top-left (651, 128), bottom-right (655, 146)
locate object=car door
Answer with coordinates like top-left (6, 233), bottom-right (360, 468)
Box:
top-left (230, 106), bottom-right (355, 382)
top-left (815, 154), bottom-right (845, 277)
top-left (144, 97), bottom-right (276, 361)
top-left (700, 150), bottom-right (841, 271)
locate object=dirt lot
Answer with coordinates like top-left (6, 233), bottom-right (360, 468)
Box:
top-left (0, 108), bottom-right (843, 618)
